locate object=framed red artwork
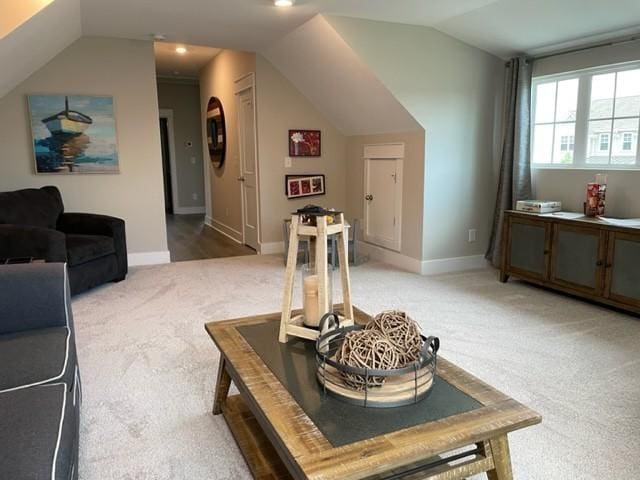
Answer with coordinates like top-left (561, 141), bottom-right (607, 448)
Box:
top-left (289, 130), bottom-right (321, 157)
top-left (285, 174), bottom-right (325, 199)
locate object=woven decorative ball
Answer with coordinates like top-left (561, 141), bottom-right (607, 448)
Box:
top-left (365, 310), bottom-right (422, 367)
top-left (336, 329), bottom-right (399, 390)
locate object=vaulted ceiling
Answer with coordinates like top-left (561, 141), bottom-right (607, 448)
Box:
top-left (0, 0), bottom-right (81, 98)
top-left (81, 0), bottom-right (640, 58)
top-left (2, 0), bottom-right (640, 99)
top-left (262, 16), bottom-right (421, 135)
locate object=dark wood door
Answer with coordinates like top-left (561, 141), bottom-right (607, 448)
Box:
top-left (604, 232), bottom-right (640, 309)
top-left (505, 217), bottom-right (551, 281)
top-left (550, 224), bottom-right (607, 296)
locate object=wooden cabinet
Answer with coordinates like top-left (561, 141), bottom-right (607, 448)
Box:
top-left (503, 216), bottom-right (551, 282)
top-left (604, 232), bottom-right (640, 310)
top-left (501, 211), bottom-right (640, 315)
top-left (550, 224), bottom-right (607, 296)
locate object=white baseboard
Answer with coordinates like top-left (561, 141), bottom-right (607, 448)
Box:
top-left (128, 251), bottom-right (171, 266)
top-left (204, 216), bottom-right (243, 243)
top-left (259, 241), bottom-right (285, 255)
top-left (356, 241), bottom-right (422, 273)
top-left (173, 206), bottom-right (205, 215)
top-left (420, 255), bottom-right (488, 275)
top-left (357, 241), bottom-right (489, 275)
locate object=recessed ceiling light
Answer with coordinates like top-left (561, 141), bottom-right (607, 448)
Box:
top-left (175, 46), bottom-right (187, 55)
top-left (274, 0), bottom-right (293, 6)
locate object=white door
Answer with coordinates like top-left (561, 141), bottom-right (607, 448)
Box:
top-left (237, 84), bottom-right (259, 250)
top-left (364, 157), bottom-right (402, 251)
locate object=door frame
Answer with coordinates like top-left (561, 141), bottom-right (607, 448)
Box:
top-left (363, 143), bottom-right (404, 252)
top-left (234, 72), bottom-right (260, 250)
top-left (159, 109), bottom-right (179, 215)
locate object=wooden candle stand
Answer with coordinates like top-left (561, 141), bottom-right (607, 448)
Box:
top-left (279, 212), bottom-right (354, 343)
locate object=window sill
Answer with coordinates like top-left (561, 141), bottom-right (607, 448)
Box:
top-left (532, 164), bottom-right (640, 172)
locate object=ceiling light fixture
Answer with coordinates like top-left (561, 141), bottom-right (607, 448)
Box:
top-left (274, 0), bottom-right (293, 7)
top-left (175, 46), bottom-right (187, 54)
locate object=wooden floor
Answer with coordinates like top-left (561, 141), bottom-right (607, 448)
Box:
top-left (166, 214), bottom-right (256, 262)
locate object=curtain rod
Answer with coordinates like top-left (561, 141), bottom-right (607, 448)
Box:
top-left (533, 34), bottom-right (640, 61)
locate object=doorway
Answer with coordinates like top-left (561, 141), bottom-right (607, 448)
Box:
top-left (363, 143), bottom-right (404, 252)
top-left (235, 73), bottom-right (259, 251)
top-left (159, 117), bottom-right (174, 214)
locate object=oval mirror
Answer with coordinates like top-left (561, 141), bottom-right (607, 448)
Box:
top-left (206, 96), bottom-right (226, 168)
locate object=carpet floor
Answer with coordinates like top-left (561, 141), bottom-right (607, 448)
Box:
top-left (72, 255), bottom-right (640, 479)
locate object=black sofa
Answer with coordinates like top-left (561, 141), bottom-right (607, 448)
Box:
top-left (0, 186), bottom-right (127, 294)
top-left (0, 263), bottom-right (80, 480)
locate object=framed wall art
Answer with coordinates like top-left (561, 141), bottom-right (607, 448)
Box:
top-left (289, 129), bottom-right (321, 157)
top-left (285, 174), bottom-right (325, 199)
top-left (28, 94), bottom-right (119, 174)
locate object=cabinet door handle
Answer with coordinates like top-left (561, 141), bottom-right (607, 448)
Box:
top-left (596, 260), bottom-right (604, 267)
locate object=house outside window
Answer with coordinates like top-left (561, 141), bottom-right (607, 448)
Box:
top-left (560, 135), bottom-right (575, 151)
top-left (532, 63), bottom-right (640, 169)
top-left (622, 132), bottom-right (634, 151)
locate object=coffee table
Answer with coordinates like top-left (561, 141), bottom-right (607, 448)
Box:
top-left (205, 306), bottom-right (541, 480)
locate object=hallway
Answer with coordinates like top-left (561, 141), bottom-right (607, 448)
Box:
top-left (166, 214), bottom-right (255, 262)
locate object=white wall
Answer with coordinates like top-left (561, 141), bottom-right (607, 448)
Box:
top-left (326, 16), bottom-right (504, 261)
top-left (255, 55), bottom-right (348, 247)
top-left (346, 131), bottom-right (425, 260)
top-left (199, 49), bottom-right (256, 241)
top-left (157, 80), bottom-right (205, 212)
top-left (0, 37), bottom-right (168, 256)
top-left (532, 41), bottom-right (640, 218)
top-left (199, 51), bottom-right (349, 250)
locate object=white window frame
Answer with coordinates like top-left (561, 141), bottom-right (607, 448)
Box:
top-left (599, 133), bottom-right (610, 152)
top-left (531, 61), bottom-right (640, 170)
top-left (622, 132), bottom-right (634, 151)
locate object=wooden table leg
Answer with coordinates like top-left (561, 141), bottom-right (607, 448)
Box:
top-left (212, 356), bottom-right (232, 415)
top-left (486, 434), bottom-right (513, 480)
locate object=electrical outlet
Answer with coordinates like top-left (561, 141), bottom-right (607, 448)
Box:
top-left (284, 156), bottom-right (292, 168)
top-left (192, 193), bottom-right (198, 201)
top-left (468, 229), bottom-right (477, 243)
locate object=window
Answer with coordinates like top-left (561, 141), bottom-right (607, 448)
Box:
top-left (560, 135), bottom-right (575, 151)
top-left (622, 132), bottom-right (634, 151)
top-left (532, 63), bottom-right (640, 169)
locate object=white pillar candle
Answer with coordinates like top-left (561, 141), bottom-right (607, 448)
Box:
top-left (303, 274), bottom-right (320, 327)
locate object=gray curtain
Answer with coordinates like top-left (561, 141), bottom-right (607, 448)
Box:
top-left (486, 57), bottom-right (533, 267)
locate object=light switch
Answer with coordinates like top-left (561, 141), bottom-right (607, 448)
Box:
top-left (190, 156), bottom-right (196, 164)
top-left (284, 156), bottom-right (292, 168)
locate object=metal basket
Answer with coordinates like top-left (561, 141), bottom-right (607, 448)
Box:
top-left (315, 314), bottom-right (439, 408)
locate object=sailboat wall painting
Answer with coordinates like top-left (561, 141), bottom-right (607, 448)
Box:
top-left (28, 95), bottom-right (119, 174)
